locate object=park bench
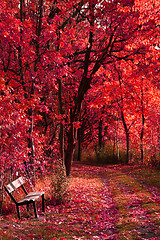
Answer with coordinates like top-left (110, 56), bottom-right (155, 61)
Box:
top-left (4, 176), bottom-right (45, 219)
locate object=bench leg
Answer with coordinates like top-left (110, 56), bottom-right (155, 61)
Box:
top-left (33, 202), bottom-right (38, 218)
top-left (27, 203), bottom-right (29, 212)
top-left (16, 205), bottom-right (20, 219)
top-left (42, 194), bottom-right (45, 212)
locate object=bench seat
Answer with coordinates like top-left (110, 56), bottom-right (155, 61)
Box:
top-left (18, 191), bottom-right (45, 203)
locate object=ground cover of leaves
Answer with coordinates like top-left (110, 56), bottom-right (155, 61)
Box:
top-left (0, 164), bottom-right (160, 240)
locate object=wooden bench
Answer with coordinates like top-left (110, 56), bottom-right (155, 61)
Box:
top-left (4, 176), bottom-right (45, 219)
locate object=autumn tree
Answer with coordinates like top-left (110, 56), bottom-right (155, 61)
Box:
top-left (48, 0), bottom-right (158, 175)
top-left (0, 0), bottom-right (159, 179)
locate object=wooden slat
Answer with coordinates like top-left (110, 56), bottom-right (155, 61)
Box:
top-left (18, 192), bottom-right (44, 203)
top-left (5, 177), bottom-right (26, 193)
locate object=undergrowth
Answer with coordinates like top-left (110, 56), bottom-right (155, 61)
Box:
top-left (50, 158), bottom-right (70, 205)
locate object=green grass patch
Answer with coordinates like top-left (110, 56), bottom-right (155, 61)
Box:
top-left (104, 168), bottom-right (160, 239)
top-left (129, 167), bottom-right (160, 189)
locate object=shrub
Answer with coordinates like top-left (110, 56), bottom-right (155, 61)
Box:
top-left (50, 159), bottom-right (70, 205)
top-left (81, 144), bottom-right (120, 165)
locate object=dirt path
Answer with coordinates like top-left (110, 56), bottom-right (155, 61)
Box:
top-left (121, 167), bottom-right (160, 204)
top-left (105, 167), bottom-right (160, 240)
top-left (120, 166), bottom-right (160, 239)
top-left (72, 164), bottom-right (160, 239)
top-left (94, 179), bottom-right (119, 239)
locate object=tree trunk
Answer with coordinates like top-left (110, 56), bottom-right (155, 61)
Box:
top-left (98, 119), bottom-right (103, 150)
top-left (115, 66), bottom-right (130, 165)
top-left (63, 6), bottom-right (95, 176)
top-left (140, 113), bottom-right (145, 164)
top-left (140, 79), bottom-right (145, 165)
top-left (19, 0), bottom-right (35, 178)
top-left (58, 77), bottom-right (64, 161)
top-left (64, 125), bottom-right (75, 176)
top-left (59, 123), bottom-right (64, 160)
top-left (0, 182), bottom-right (3, 214)
top-left (65, 146), bottom-right (74, 177)
top-left (28, 108), bottom-right (35, 156)
top-left (27, 107), bottom-right (35, 182)
top-left (0, 143), bottom-right (3, 215)
top-left (113, 135), bottom-right (116, 163)
top-left (77, 127), bottom-right (82, 162)
top-left (158, 126), bottom-right (160, 159)
top-left (126, 132), bottom-right (130, 165)
top-left (121, 110), bottom-right (130, 164)
top-left (116, 116), bottom-right (120, 161)
top-left (0, 121), bottom-right (4, 214)
top-left (29, 0), bottom-right (43, 182)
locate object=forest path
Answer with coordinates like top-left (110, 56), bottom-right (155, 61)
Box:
top-left (93, 178), bottom-right (119, 239)
top-left (0, 164), bottom-right (160, 239)
top-left (102, 165), bottom-right (160, 239)
top-left (120, 166), bottom-right (160, 204)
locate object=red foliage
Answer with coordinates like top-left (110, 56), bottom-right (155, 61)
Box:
top-left (0, 0), bottom-right (159, 178)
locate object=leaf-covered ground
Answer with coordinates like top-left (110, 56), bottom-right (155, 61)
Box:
top-left (0, 164), bottom-right (160, 239)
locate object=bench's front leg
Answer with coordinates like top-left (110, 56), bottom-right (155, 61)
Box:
top-left (27, 203), bottom-right (29, 212)
top-left (42, 194), bottom-right (45, 212)
top-left (16, 205), bottom-right (20, 219)
top-left (33, 201), bottom-right (38, 218)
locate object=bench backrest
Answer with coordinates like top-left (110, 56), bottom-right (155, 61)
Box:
top-left (5, 177), bottom-right (26, 193)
